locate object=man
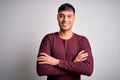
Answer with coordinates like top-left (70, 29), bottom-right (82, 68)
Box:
top-left (37, 3), bottom-right (94, 80)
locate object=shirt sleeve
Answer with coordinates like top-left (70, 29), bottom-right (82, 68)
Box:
top-left (36, 35), bottom-right (67, 76)
top-left (57, 37), bottom-right (94, 76)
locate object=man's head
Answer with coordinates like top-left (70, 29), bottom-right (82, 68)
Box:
top-left (57, 3), bottom-right (76, 31)
top-left (58, 3), bottom-right (75, 14)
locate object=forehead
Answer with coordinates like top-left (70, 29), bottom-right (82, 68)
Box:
top-left (58, 10), bottom-right (75, 15)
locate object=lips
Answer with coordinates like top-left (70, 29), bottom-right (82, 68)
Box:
top-left (62, 22), bottom-right (69, 27)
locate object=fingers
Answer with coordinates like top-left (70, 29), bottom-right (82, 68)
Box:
top-left (80, 50), bottom-right (85, 54)
top-left (40, 53), bottom-right (48, 56)
top-left (78, 53), bottom-right (88, 60)
top-left (38, 61), bottom-right (48, 64)
top-left (37, 56), bottom-right (48, 64)
top-left (37, 53), bottom-right (48, 64)
top-left (37, 56), bottom-right (47, 61)
top-left (81, 58), bottom-right (87, 62)
top-left (74, 50), bottom-right (88, 62)
top-left (77, 53), bottom-right (88, 61)
top-left (77, 50), bottom-right (85, 57)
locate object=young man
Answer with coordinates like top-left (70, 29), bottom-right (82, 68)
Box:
top-left (37, 3), bottom-right (94, 80)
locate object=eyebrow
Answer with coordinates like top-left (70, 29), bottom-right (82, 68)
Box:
top-left (58, 13), bottom-right (74, 16)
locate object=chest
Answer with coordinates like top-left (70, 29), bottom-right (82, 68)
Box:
top-left (51, 38), bottom-right (82, 61)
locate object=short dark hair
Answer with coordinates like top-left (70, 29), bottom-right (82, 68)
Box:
top-left (58, 3), bottom-right (75, 14)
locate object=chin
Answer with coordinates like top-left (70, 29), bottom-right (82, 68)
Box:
top-left (60, 25), bottom-right (72, 31)
top-left (61, 28), bottom-right (71, 31)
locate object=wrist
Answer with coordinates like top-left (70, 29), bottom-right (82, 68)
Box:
top-left (56, 59), bottom-right (60, 65)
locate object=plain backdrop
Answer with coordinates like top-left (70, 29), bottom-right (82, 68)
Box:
top-left (0, 0), bottom-right (120, 80)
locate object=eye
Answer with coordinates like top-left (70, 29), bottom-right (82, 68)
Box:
top-left (67, 15), bottom-right (72, 18)
top-left (58, 14), bottom-right (64, 18)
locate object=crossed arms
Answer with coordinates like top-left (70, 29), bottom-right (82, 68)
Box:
top-left (36, 35), bottom-right (94, 76)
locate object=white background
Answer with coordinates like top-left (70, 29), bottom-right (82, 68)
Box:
top-left (0, 0), bottom-right (120, 80)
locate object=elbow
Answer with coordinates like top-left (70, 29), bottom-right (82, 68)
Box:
top-left (37, 72), bottom-right (44, 76)
top-left (85, 63), bottom-right (94, 76)
top-left (85, 57), bottom-right (94, 76)
top-left (36, 63), bottom-right (53, 76)
top-left (82, 62), bottom-right (94, 76)
top-left (82, 67), bottom-right (93, 76)
top-left (36, 68), bottom-right (43, 76)
top-left (37, 72), bottom-right (42, 76)
top-left (36, 66), bottom-right (42, 76)
top-left (36, 63), bottom-right (45, 76)
top-left (36, 67), bottom-right (46, 76)
top-left (86, 68), bottom-right (93, 76)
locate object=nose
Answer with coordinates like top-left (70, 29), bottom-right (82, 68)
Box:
top-left (63, 16), bottom-right (68, 22)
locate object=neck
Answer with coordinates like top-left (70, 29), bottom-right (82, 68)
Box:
top-left (59, 30), bottom-right (73, 40)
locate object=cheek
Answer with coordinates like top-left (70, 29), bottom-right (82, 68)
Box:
top-left (58, 19), bottom-right (63, 24)
top-left (70, 19), bottom-right (74, 23)
top-left (70, 17), bottom-right (75, 22)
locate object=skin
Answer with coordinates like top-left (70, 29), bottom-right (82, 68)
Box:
top-left (37, 10), bottom-right (88, 66)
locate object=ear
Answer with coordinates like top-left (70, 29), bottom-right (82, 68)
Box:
top-left (73, 15), bottom-right (76, 21)
top-left (57, 14), bottom-right (59, 20)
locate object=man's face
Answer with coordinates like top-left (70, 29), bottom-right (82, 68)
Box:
top-left (57, 10), bottom-right (75, 31)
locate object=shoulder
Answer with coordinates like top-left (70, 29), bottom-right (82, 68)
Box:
top-left (74, 33), bottom-right (91, 46)
top-left (73, 33), bottom-right (90, 44)
top-left (42, 32), bottom-right (58, 41)
top-left (73, 33), bottom-right (88, 41)
top-left (44, 32), bottom-right (57, 38)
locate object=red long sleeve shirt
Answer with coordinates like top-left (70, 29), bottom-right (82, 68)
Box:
top-left (37, 32), bottom-right (94, 80)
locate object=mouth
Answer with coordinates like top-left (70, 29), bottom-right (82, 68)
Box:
top-left (62, 22), bottom-right (69, 27)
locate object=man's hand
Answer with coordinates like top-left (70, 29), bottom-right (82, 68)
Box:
top-left (37, 50), bottom-right (88, 66)
top-left (37, 53), bottom-right (60, 66)
top-left (73, 50), bottom-right (88, 62)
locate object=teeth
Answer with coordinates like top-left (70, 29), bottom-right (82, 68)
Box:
top-left (63, 24), bottom-right (67, 25)
top-left (62, 23), bottom-right (68, 24)
top-left (61, 22), bottom-right (69, 26)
